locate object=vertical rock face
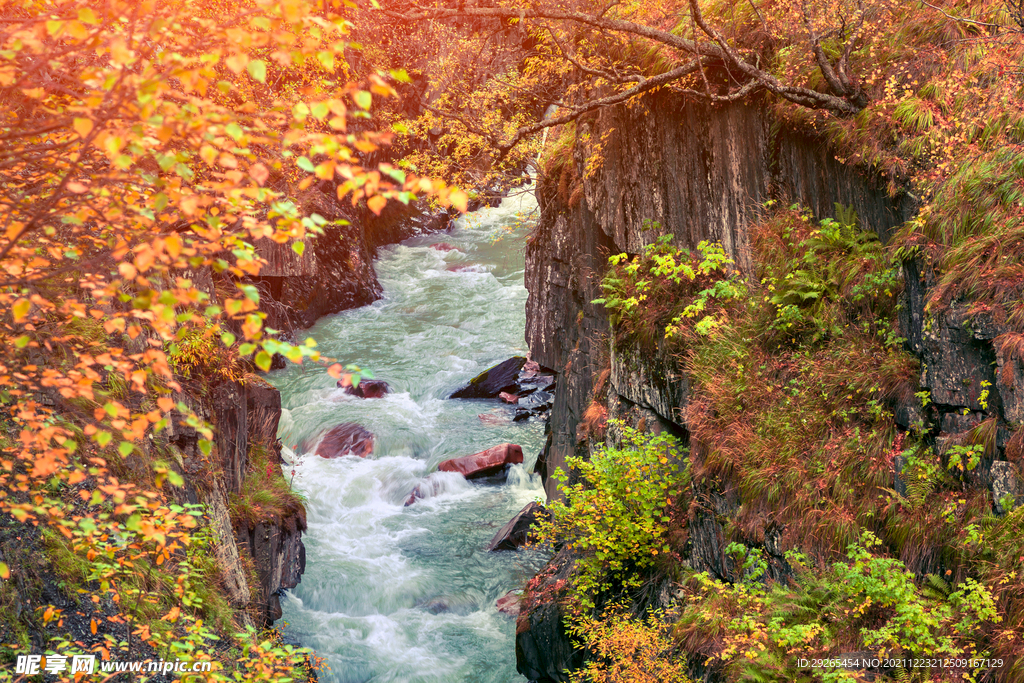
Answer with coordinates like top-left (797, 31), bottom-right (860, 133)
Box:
top-left (519, 94), bottom-right (1024, 681)
top-left (526, 94), bottom-right (914, 504)
top-left (167, 377), bottom-right (305, 627)
top-left (252, 186), bottom-right (454, 336)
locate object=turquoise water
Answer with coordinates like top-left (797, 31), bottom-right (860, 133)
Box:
top-left (265, 189), bottom-right (548, 683)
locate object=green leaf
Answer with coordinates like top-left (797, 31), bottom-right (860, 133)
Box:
top-left (198, 439), bottom-right (212, 457)
top-left (167, 470), bottom-right (184, 487)
top-left (225, 123), bottom-right (244, 141)
top-left (255, 350), bottom-right (272, 372)
top-left (247, 59), bottom-right (267, 83)
top-left (292, 241), bottom-right (305, 256)
top-left (95, 431), bottom-right (112, 447)
top-left (297, 156), bottom-right (315, 173)
top-left (316, 51), bottom-right (334, 71)
top-left (354, 90), bottom-right (372, 110)
top-left (118, 441), bottom-right (134, 457)
top-left (221, 332), bottom-right (236, 346)
top-left (14, 335), bottom-right (29, 348)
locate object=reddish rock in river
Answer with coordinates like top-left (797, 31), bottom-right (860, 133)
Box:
top-left (438, 443), bottom-right (523, 479)
top-left (339, 379), bottom-right (391, 398)
top-left (310, 423), bottom-right (375, 459)
top-left (496, 590), bottom-right (521, 617)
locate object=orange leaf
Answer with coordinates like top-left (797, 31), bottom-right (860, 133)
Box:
top-left (90, 618), bottom-right (98, 635)
top-left (367, 195), bottom-right (387, 216)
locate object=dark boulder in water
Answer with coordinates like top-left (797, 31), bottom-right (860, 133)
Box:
top-left (308, 423), bottom-right (375, 459)
top-left (438, 443), bottom-right (523, 479)
top-left (340, 379), bottom-right (391, 398)
top-left (487, 502), bottom-right (549, 551)
top-left (450, 356), bottom-right (527, 399)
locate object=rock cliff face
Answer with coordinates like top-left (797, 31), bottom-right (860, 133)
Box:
top-left (167, 376), bottom-right (304, 627)
top-left (526, 93), bottom-right (916, 504)
top-left (520, 93), bottom-right (1024, 681)
top-left (254, 185), bottom-right (453, 335)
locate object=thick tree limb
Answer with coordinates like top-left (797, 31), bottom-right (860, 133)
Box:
top-left (384, 2), bottom-right (864, 115)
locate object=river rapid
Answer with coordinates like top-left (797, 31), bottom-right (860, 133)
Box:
top-left (266, 189), bottom-right (548, 683)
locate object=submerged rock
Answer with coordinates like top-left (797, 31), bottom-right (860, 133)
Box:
top-left (403, 471), bottom-right (466, 506)
top-left (438, 443), bottom-right (523, 479)
top-left (499, 391), bottom-right (519, 404)
top-left (496, 590), bottom-right (521, 617)
top-left (431, 242), bottom-right (458, 252)
top-left (340, 379), bottom-right (391, 398)
top-left (487, 502), bottom-right (549, 551)
top-left (450, 356), bottom-right (527, 399)
top-left (309, 423), bottom-right (375, 459)
top-left (416, 594), bottom-right (476, 615)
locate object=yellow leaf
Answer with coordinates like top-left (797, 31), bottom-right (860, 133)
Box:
top-left (109, 38), bottom-right (133, 66)
top-left (66, 20), bottom-right (89, 41)
top-left (165, 234), bottom-right (181, 259)
top-left (314, 160), bottom-right (335, 180)
top-left (225, 52), bottom-right (248, 74)
top-left (0, 562), bottom-right (9, 580)
top-left (367, 195), bottom-right (387, 216)
top-left (78, 8), bottom-right (98, 24)
top-left (12, 298), bottom-right (30, 322)
top-left (200, 145), bottom-right (218, 165)
top-left (73, 117), bottom-right (93, 138)
top-left (449, 189), bottom-right (469, 213)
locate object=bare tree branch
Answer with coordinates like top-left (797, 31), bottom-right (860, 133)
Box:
top-left (384, 2), bottom-right (864, 115)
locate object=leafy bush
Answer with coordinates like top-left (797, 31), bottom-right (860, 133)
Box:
top-left (539, 424), bottom-right (689, 612)
top-left (592, 226), bottom-right (744, 344)
top-left (756, 203), bottom-right (902, 346)
top-left (675, 532), bottom-right (1000, 683)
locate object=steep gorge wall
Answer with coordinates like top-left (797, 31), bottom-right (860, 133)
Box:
top-left (520, 92), bottom-right (1024, 681)
top-left (167, 376), bottom-right (304, 627)
top-left (527, 91), bottom-right (916, 503)
top-left (253, 184), bottom-right (453, 335)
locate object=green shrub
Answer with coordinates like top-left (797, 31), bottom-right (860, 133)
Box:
top-left (539, 424), bottom-right (689, 613)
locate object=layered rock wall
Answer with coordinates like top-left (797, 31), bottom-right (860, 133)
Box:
top-left (253, 185), bottom-right (453, 335)
top-left (520, 92), bottom-right (1024, 681)
top-left (526, 93), bottom-right (915, 503)
top-left (166, 376), bottom-right (304, 627)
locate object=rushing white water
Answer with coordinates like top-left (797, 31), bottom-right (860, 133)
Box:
top-left (266, 188), bottom-right (549, 683)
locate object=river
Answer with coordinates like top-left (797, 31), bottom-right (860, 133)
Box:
top-left (266, 188), bottom-right (548, 683)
